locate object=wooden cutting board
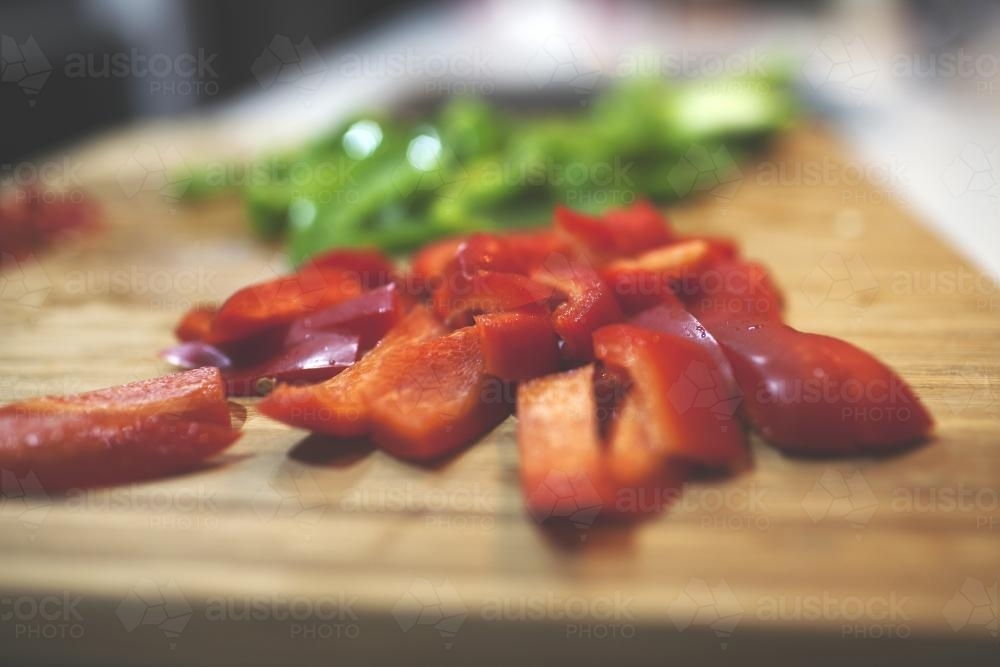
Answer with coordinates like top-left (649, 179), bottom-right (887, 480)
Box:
top-left (1, 124), bottom-right (997, 665)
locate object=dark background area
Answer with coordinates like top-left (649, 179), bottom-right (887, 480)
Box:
top-left (2, 0), bottom-right (996, 164)
top-left (1, 0), bottom-right (415, 162)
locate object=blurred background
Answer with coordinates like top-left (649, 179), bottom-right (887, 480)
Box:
top-left (2, 0), bottom-right (999, 273)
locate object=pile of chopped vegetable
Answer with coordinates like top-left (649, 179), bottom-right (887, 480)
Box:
top-left (0, 201), bottom-right (932, 514)
top-left (178, 203), bottom-right (932, 513)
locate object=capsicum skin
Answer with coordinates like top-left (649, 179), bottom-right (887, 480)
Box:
top-left (0, 367), bottom-right (240, 490)
top-left (600, 239), bottom-right (712, 315)
top-left (517, 364), bottom-right (685, 522)
top-left (258, 306), bottom-right (446, 437)
top-left (284, 283), bottom-right (404, 351)
top-left (681, 260), bottom-right (784, 322)
top-left (208, 248), bottom-right (396, 344)
top-left (223, 333), bottom-right (361, 396)
top-left (593, 324), bottom-right (747, 468)
top-left (555, 201), bottom-right (674, 262)
top-left (433, 271), bottom-right (554, 329)
top-left (0, 366), bottom-right (232, 426)
top-left (706, 319), bottom-right (934, 455)
top-left (531, 261), bottom-right (623, 364)
top-left (474, 306), bottom-right (560, 381)
top-left (369, 327), bottom-right (512, 462)
top-left (209, 265), bottom-right (364, 343)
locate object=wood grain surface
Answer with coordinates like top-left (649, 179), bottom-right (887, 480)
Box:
top-left (1, 125), bottom-right (997, 665)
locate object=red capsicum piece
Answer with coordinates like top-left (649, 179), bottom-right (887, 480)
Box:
top-left (474, 305), bottom-right (560, 381)
top-left (284, 283), bottom-right (404, 351)
top-left (0, 367), bottom-right (241, 489)
top-left (681, 259), bottom-right (785, 322)
top-left (518, 364), bottom-right (682, 522)
top-left (304, 247), bottom-right (396, 289)
top-left (601, 239), bottom-right (712, 315)
top-left (683, 235), bottom-right (740, 266)
top-left (258, 306), bottom-right (446, 437)
top-left (630, 301), bottom-right (734, 374)
top-left (0, 366), bottom-right (232, 426)
top-left (205, 249), bottom-right (394, 345)
top-left (555, 201), bottom-right (674, 262)
top-left (0, 414), bottom-right (241, 491)
top-left (519, 365), bottom-right (614, 521)
top-left (408, 236), bottom-right (464, 297)
top-left (175, 305), bottom-right (217, 343)
top-left (368, 327), bottom-right (512, 462)
top-left (167, 287), bottom-right (405, 396)
top-left (502, 229), bottom-right (574, 273)
top-left (434, 270), bottom-right (554, 328)
top-left (532, 259), bottom-right (622, 363)
top-left (454, 233), bottom-right (527, 277)
top-left (430, 232), bottom-right (553, 327)
top-left (705, 319), bottom-right (934, 455)
top-left (593, 324), bottom-right (747, 467)
top-left (209, 265), bottom-right (365, 344)
top-left (223, 333), bottom-right (361, 396)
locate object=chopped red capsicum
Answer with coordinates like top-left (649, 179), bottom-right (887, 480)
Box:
top-left (175, 305), bottom-right (217, 342)
top-left (474, 306), bottom-right (560, 381)
top-left (209, 265), bottom-right (364, 344)
top-left (518, 364), bottom-right (682, 522)
top-left (205, 248), bottom-right (395, 344)
top-left (593, 324), bottom-right (747, 467)
top-left (555, 201), bottom-right (674, 262)
top-left (223, 333), bottom-right (361, 396)
top-left (434, 270), bottom-right (553, 328)
top-left (0, 367), bottom-right (240, 489)
top-left (705, 319), bottom-right (934, 455)
top-left (258, 306), bottom-right (446, 437)
top-left (368, 326), bottom-right (512, 462)
top-left (629, 301), bottom-right (733, 374)
top-left (284, 283), bottom-right (404, 351)
top-left (0, 366), bottom-right (231, 425)
top-left (532, 258), bottom-right (622, 363)
top-left (304, 247), bottom-right (396, 289)
top-left (408, 236), bottom-right (464, 297)
top-left (601, 239), bottom-right (712, 315)
top-left (502, 229), bottom-right (574, 273)
top-left (681, 260), bottom-right (784, 322)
